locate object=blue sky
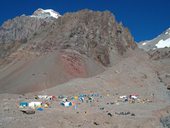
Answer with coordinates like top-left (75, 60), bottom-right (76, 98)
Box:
top-left (0, 0), bottom-right (170, 42)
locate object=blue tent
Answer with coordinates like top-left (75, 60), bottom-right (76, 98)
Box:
top-left (20, 102), bottom-right (28, 107)
top-left (37, 108), bottom-right (44, 111)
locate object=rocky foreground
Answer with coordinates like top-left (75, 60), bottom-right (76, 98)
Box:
top-left (0, 49), bottom-right (169, 128)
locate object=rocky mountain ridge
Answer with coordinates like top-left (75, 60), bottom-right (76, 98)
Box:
top-left (138, 28), bottom-right (170, 51)
top-left (0, 13), bottom-right (55, 58)
top-left (138, 28), bottom-right (170, 60)
top-left (0, 9), bottom-right (138, 93)
top-left (0, 9), bottom-right (136, 66)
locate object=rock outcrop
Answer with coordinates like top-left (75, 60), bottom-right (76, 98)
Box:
top-left (0, 11), bottom-right (56, 58)
top-left (0, 9), bottom-right (136, 66)
top-left (148, 47), bottom-right (170, 60)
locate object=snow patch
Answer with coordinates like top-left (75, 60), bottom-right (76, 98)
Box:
top-left (165, 31), bottom-right (169, 35)
top-left (31, 8), bottom-right (61, 19)
top-left (155, 38), bottom-right (170, 48)
top-left (42, 9), bottom-right (60, 19)
top-left (142, 43), bottom-right (147, 45)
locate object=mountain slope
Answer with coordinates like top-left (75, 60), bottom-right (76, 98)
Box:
top-left (0, 9), bottom-right (136, 93)
top-left (0, 50), bottom-right (104, 93)
top-left (22, 10), bottom-right (136, 66)
top-left (138, 28), bottom-right (170, 51)
top-left (138, 27), bottom-right (170, 97)
top-left (0, 11), bottom-right (57, 58)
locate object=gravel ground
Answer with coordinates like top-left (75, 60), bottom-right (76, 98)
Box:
top-left (0, 50), bottom-right (170, 128)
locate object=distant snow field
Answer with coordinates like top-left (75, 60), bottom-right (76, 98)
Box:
top-left (155, 38), bottom-right (170, 48)
top-left (30, 8), bottom-right (61, 19)
top-left (142, 42), bottom-right (146, 45)
top-left (42, 9), bottom-right (60, 19)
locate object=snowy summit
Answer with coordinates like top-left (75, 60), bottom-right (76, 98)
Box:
top-left (155, 38), bottom-right (170, 48)
top-left (31, 8), bottom-right (61, 19)
top-left (138, 27), bottom-right (170, 51)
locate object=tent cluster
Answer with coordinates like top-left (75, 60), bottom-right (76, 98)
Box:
top-left (18, 93), bottom-right (97, 114)
top-left (35, 95), bottom-right (56, 101)
top-left (19, 95), bottom-right (56, 114)
top-left (118, 94), bottom-right (139, 103)
top-left (19, 101), bottom-right (42, 109)
top-left (18, 92), bottom-right (153, 114)
top-left (116, 93), bottom-right (152, 104)
top-left (58, 93), bottom-right (96, 108)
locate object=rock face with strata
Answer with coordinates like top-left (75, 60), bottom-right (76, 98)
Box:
top-left (0, 13), bottom-right (56, 58)
top-left (0, 9), bottom-right (136, 66)
top-left (28, 10), bottom-right (136, 66)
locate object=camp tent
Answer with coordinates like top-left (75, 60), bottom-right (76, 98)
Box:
top-left (62, 98), bottom-right (68, 102)
top-left (79, 97), bottom-right (84, 102)
top-left (130, 93), bottom-right (139, 99)
top-left (19, 102), bottom-right (28, 107)
top-left (131, 95), bottom-right (138, 99)
top-left (47, 96), bottom-right (56, 100)
top-left (36, 95), bottom-right (56, 100)
top-left (60, 102), bottom-right (72, 107)
top-left (37, 95), bottom-right (48, 99)
top-left (29, 102), bottom-right (42, 109)
top-left (119, 95), bottom-right (127, 99)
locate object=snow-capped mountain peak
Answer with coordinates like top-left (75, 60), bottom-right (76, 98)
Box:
top-left (31, 8), bottom-right (61, 19)
top-left (155, 38), bottom-right (170, 48)
top-left (138, 27), bottom-right (170, 51)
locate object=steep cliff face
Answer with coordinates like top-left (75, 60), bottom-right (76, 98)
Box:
top-left (20, 10), bottom-right (136, 66)
top-left (0, 12), bottom-right (56, 57)
top-left (0, 9), bottom-right (136, 66)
